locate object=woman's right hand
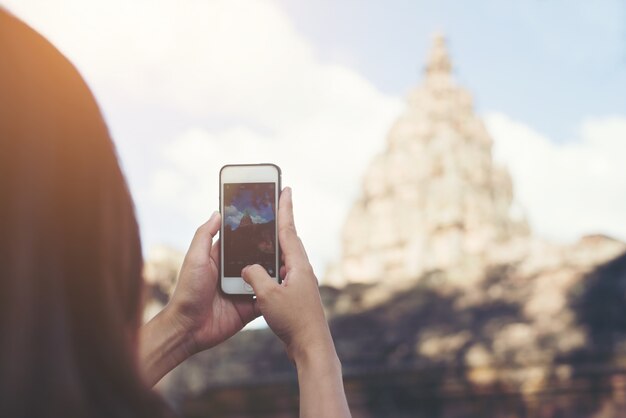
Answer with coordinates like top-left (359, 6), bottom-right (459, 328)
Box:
top-left (242, 187), bottom-right (352, 418)
top-left (241, 187), bottom-right (334, 362)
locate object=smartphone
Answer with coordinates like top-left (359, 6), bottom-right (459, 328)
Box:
top-left (219, 164), bottom-right (281, 295)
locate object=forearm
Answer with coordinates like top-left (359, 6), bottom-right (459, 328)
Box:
top-left (294, 339), bottom-right (352, 418)
top-left (138, 306), bottom-right (196, 387)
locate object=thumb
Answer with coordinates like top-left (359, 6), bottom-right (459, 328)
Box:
top-left (242, 264), bottom-right (279, 297)
top-left (186, 211), bottom-right (220, 265)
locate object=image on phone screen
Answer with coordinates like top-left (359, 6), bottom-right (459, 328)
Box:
top-left (223, 182), bottom-right (276, 277)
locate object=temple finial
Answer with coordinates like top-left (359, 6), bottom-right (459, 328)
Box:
top-left (425, 33), bottom-right (452, 77)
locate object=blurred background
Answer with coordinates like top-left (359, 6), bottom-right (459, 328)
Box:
top-left (4, 0), bottom-right (626, 416)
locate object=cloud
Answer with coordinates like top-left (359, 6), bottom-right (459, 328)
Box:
top-left (3, 0), bottom-right (395, 126)
top-left (150, 118), bottom-right (401, 276)
top-left (223, 205), bottom-right (243, 230)
top-left (486, 113), bottom-right (626, 243)
top-left (223, 205), bottom-right (240, 217)
top-left (18, 0), bottom-right (401, 274)
top-left (250, 214), bottom-right (267, 225)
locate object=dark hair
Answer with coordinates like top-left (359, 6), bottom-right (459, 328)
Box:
top-left (0, 10), bottom-right (169, 417)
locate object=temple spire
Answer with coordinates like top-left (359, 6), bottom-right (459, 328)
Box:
top-left (425, 33), bottom-right (452, 78)
top-left (326, 34), bottom-right (529, 289)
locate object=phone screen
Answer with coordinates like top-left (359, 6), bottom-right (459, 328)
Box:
top-left (222, 182), bottom-right (277, 277)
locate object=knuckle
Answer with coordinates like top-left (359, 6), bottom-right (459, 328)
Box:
top-left (249, 264), bottom-right (265, 275)
top-left (267, 283), bottom-right (282, 299)
top-left (195, 222), bottom-right (208, 236)
top-left (192, 227), bottom-right (211, 246)
top-left (254, 286), bottom-right (267, 299)
top-left (261, 284), bottom-right (275, 297)
top-left (256, 284), bottom-right (273, 300)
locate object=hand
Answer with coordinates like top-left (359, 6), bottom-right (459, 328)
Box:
top-left (168, 211), bottom-right (259, 352)
top-left (242, 188), bottom-right (351, 418)
top-left (241, 187), bottom-right (334, 362)
top-left (139, 212), bottom-right (259, 386)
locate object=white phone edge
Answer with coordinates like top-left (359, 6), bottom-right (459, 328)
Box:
top-left (219, 164), bottom-right (281, 295)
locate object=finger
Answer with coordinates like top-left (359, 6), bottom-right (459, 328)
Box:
top-left (279, 265), bottom-right (286, 280)
top-left (186, 212), bottom-right (221, 264)
top-left (242, 264), bottom-right (279, 297)
top-left (278, 188), bottom-right (308, 264)
top-left (210, 239), bottom-right (220, 267)
top-left (230, 296), bottom-right (261, 324)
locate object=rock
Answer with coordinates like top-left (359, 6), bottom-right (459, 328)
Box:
top-left (142, 245), bottom-right (184, 322)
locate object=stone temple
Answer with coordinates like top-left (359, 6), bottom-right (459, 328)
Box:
top-left (326, 34), bottom-right (529, 289)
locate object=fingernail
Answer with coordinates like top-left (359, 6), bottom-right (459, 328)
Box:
top-left (209, 210), bottom-right (219, 221)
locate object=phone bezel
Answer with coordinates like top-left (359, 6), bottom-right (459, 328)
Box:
top-left (219, 164), bottom-right (281, 295)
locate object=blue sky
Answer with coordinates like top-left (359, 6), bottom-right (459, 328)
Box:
top-left (276, 0), bottom-right (626, 141)
top-left (224, 188), bottom-right (275, 230)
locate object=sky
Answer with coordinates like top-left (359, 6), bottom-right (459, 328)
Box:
top-left (224, 186), bottom-right (275, 230)
top-left (276, 0), bottom-right (626, 142)
top-left (2, 0), bottom-right (625, 282)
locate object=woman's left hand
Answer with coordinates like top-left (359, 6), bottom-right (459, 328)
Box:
top-left (139, 212), bottom-right (259, 386)
top-left (169, 211), bottom-right (259, 350)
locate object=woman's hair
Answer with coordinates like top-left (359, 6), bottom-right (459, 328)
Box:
top-left (0, 10), bottom-right (168, 417)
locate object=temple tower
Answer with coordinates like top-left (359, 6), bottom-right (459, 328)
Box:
top-left (326, 35), bottom-right (528, 287)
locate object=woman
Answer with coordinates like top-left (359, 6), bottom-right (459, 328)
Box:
top-left (0, 9), bottom-right (351, 418)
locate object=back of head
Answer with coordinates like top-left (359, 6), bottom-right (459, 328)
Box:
top-left (0, 9), bottom-right (167, 417)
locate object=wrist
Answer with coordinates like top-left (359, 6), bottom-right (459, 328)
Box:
top-left (291, 333), bottom-right (340, 373)
top-left (161, 301), bottom-right (201, 354)
top-left (164, 303), bottom-right (200, 353)
top-left (138, 304), bottom-right (197, 386)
